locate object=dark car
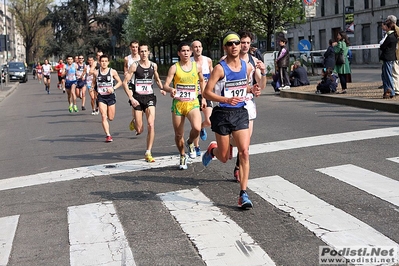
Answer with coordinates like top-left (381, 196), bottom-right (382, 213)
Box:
top-left (8, 62), bottom-right (28, 83)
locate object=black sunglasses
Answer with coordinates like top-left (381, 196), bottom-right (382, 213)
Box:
top-left (78, 57), bottom-right (84, 59)
top-left (225, 40), bottom-right (240, 47)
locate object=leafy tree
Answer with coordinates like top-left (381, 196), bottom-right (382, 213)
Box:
top-left (124, 0), bottom-right (305, 56)
top-left (237, 0), bottom-right (305, 51)
top-left (8, 0), bottom-right (52, 63)
top-left (42, 0), bottom-right (126, 59)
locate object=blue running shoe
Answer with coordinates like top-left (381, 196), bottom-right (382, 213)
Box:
top-left (200, 128), bottom-right (207, 141)
top-left (238, 192), bottom-right (253, 210)
top-left (195, 146), bottom-right (201, 157)
top-left (202, 141), bottom-right (217, 167)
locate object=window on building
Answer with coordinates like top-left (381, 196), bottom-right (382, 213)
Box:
top-left (377, 22), bottom-right (383, 42)
top-left (335, 0), bottom-right (339, 14)
top-left (364, 0), bottom-right (369, 9)
top-left (319, 29), bottom-right (327, 50)
top-left (321, 0), bottom-right (325, 16)
top-left (381, 0), bottom-right (385, 6)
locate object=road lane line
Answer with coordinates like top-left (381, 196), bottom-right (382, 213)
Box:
top-left (1, 127), bottom-right (399, 192)
top-left (0, 215), bottom-right (19, 266)
top-left (248, 176), bottom-right (399, 254)
top-left (158, 188), bottom-right (276, 266)
top-left (68, 201), bottom-right (136, 266)
top-left (247, 126), bottom-right (399, 155)
top-left (387, 157), bottom-right (399, 164)
top-left (317, 164), bottom-right (399, 207)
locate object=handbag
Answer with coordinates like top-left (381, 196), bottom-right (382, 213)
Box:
top-left (335, 52), bottom-right (345, 65)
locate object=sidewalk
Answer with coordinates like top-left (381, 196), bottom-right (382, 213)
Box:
top-left (279, 81), bottom-right (399, 114)
top-left (0, 82), bottom-right (18, 103)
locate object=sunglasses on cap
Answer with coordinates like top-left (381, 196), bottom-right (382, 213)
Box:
top-left (225, 40), bottom-right (240, 47)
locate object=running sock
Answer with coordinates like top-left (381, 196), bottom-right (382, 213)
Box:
top-left (240, 190), bottom-right (246, 196)
top-left (145, 150), bottom-right (151, 155)
top-left (236, 154), bottom-right (240, 168)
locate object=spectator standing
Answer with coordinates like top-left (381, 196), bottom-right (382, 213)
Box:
top-left (323, 39), bottom-right (335, 70)
top-left (250, 44), bottom-right (263, 62)
top-left (386, 15), bottom-right (399, 94)
top-left (275, 37), bottom-right (290, 90)
top-left (333, 31), bottom-right (351, 94)
top-left (289, 61), bottom-right (309, 87)
top-left (379, 19), bottom-right (397, 99)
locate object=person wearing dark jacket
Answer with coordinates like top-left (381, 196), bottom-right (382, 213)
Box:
top-left (380, 19), bottom-right (397, 99)
top-left (290, 61), bottom-right (309, 87)
top-left (324, 39), bottom-right (335, 69)
top-left (275, 37), bottom-right (290, 90)
top-left (316, 67), bottom-right (337, 94)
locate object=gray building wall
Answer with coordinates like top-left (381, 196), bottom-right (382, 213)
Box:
top-left (286, 0), bottom-right (399, 64)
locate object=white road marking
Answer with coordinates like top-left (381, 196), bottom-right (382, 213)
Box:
top-left (1, 127), bottom-right (399, 192)
top-left (0, 215), bottom-right (19, 266)
top-left (247, 126), bottom-right (399, 156)
top-left (387, 157), bottom-right (399, 164)
top-left (158, 188), bottom-right (276, 266)
top-left (317, 164), bottom-right (399, 207)
top-left (248, 176), bottom-right (399, 253)
top-left (68, 201), bottom-right (136, 266)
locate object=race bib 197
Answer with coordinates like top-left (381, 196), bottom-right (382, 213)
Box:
top-left (224, 79), bottom-right (247, 100)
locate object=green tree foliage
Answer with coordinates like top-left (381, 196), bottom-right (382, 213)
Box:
top-left (42, 0), bottom-right (126, 59)
top-left (124, 0), bottom-right (305, 55)
top-left (8, 0), bottom-right (53, 63)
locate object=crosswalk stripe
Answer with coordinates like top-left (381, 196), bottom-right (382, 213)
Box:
top-left (0, 215), bottom-right (19, 266)
top-left (68, 201), bottom-right (136, 266)
top-left (387, 157), bottom-right (399, 164)
top-left (2, 127), bottom-right (399, 192)
top-left (158, 188), bottom-right (276, 266)
top-left (248, 176), bottom-right (399, 252)
top-left (316, 164), bottom-right (399, 207)
top-left (247, 127), bottom-right (399, 156)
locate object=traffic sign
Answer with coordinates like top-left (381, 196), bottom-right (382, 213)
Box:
top-left (304, 0), bottom-right (316, 5)
top-left (298, 39), bottom-right (311, 52)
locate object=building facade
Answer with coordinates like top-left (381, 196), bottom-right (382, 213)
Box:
top-left (286, 0), bottom-right (399, 64)
top-left (0, 2), bottom-right (25, 65)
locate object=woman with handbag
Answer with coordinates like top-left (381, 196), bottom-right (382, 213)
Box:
top-left (379, 20), bottom-right (397, 99)
top-left (332, 31), bottom-right (351, 94)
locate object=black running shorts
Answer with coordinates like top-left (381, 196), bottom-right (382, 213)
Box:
top-left (210, 106), bottom-right (249, 136)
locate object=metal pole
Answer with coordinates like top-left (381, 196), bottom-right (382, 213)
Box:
top-left (310, 17), bottom-right (314, 75)
top-left (4, 0), bottom-right (7, 62)
top-left (342, 0), bottom-right (345, 31)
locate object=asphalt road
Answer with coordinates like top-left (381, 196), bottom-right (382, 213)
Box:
top-left (0, 71), bottom-right (398, 266)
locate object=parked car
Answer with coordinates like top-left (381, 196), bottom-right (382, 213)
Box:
top-left (307, 52), bottom-right (324, 66)
top-left (7, 62), bottom-right (28, 83)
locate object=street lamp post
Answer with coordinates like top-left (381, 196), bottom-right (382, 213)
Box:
top-left (4, 0), bottom-right (7, 62)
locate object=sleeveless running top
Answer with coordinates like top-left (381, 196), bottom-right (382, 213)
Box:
top-left (134, 62), bottom-right (155, 95)
top-left (42, 64), bottom-right (51, 76)
top-left (85, 65), bottom-right (94, 86)
top-left (76, 63), bottom-right (85, 79)
top-left (96, 68), bottom-right (114, 96)
top-left (173, 62), bottom-right (198, 102)
top-left (215, 59), bottom-right (247, 108)
top-left (65, 63), bottom-right (77, 81)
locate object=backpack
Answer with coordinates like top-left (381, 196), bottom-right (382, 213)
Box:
top-left (347, 49), bottom-right (353, 64)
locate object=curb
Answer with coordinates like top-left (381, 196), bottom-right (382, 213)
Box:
top-left (280, 90), bottom-right (399, 114)
top-left (0, 82), bottom-right (19, 103)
